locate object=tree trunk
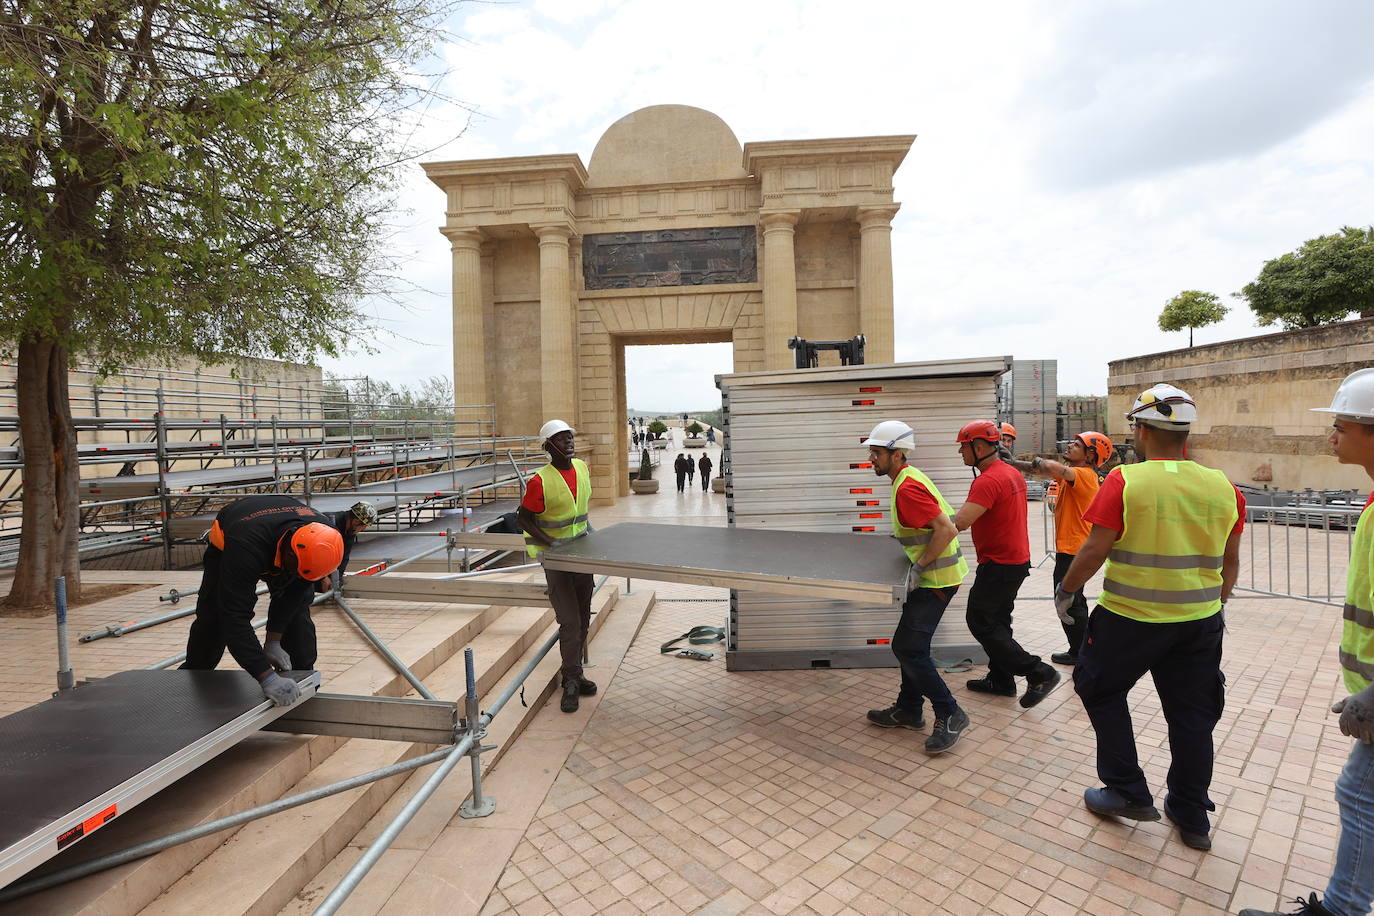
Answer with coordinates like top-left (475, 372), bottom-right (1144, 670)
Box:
top-left (3, 335), bottom-right (81, 612)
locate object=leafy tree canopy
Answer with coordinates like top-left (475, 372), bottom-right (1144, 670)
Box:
top-left (1238, 226), bottom-right (1374, 330)
top-left (1158, 290), bottom-right (1228, 338)
top-left (685, 421), bottom-right (703, 437)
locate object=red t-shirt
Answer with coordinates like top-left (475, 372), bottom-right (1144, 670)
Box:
top-left (894, 475), bottom-right (941, 530)
top-left (520, 466), bottom-right (579, 514)
top-left (1083, 462), bottom-right (1246, 536)
top-left (967, 460), bottom-right (1030, 564)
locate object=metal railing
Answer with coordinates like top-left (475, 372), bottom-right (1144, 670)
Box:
top-left (1235, 502), bottom-right (1359, 606)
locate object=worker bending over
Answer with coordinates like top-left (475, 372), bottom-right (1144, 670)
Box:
top-left (182, 494), bottom-right (343, 706)
top-left (1003, 431), bottom-right (1113, 665)
top-left (954, 420), bottom-right (1061, 708)
top-left (318, 500), bottom-right (378, 593)
top-left (1243, 370), bottom-right (1374, 915)
top-left (519, 420), bottom-right (598, 713)
top-left (861, 421), bottom-right (971, 754)
top-left (1059, 384), bottom-right (1242, 851)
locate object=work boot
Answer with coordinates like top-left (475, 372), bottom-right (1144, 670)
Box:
top-left (1083, 786), bottom-right (1161, 822)
top-left (966, 676), bottom-right (1016, 697)
top-left (1050, 651), bottom-right (1078, 666)
top-left (1163, 797), bottom-right (1212, 851)
top-left (560, 679), bottom-right (579, 713)
top-left (866, 704), bottom-right (925, 730)
top-left (924, 707), bottom-right (970, 755)
top-left (577, 676), bottom-right (597, 696)
top-left (1238, 893), bottom-right (1333, 916)
top-left (1020, 664), bottom-right (1062, 708)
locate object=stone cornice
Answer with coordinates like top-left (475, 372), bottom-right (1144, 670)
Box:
top-left (423, 154), bottom-right (589, 190)
top-left (743, 135), bottom-right (916, 172)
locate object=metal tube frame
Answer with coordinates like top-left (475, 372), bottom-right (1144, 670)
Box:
top-left (332, 594), bottom-right (437, 701)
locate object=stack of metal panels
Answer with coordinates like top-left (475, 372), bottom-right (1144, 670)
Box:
top-left (718, 357), bottom-right (1011, 671)
top-left (1001, 359), bottom-right (1058, 455)
top-left (1057, 395), bottom-right (1107, 444)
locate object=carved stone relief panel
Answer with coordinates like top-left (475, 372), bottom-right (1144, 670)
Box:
top-left (581, 227), bottom-right (757, 289)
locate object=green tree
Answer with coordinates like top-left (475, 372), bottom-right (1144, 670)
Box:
top-left (1158, 290), bottom-right (1229, 347)
top-left (647, 420), bottom-right (668, 439)
top-left (0, 0), bottom-right (449, 610)
top-left (1238, 226), bottom-right (1374, 330)
top-left (638, 448), bottom-right (652, 481)
top-left (685, 421), bottom-right (703, 438)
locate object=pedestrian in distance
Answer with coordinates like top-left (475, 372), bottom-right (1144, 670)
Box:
top-left (698, 453), bottom-right (713, 491)
top-left (518, 419), bottom-right (598, 713)
top-left (1059, 383), bottom-right (1243, 852)
top-left (861, 421), bottom-right (972, 754)
top-left (182, 494), bottom-right (344, 707)
top-left (674, 453), bottom-right (689, 492)
top-left (1241, 369), bottom-right (1374, 915)
top-left (686, 452), bottom-right (695, 486)
top-left (1003, 432), bottom-right (1114, 665)
top-left (953, 419), bottom-right (1062, 708)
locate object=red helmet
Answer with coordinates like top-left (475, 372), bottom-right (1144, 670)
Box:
top-left (957, 420), bottom-right (1002, 445)
top-left (1075, 431), bottom-right (1114, 467)
top-left (285, 522), bottom-right (344, 581)
top-left (1000, 422), bottom-right (1017, 440)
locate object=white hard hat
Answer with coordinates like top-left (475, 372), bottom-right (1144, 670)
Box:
top-left (1126, 383), bottom-right (1197, 429)
top-left (1312, 368), bottom-right (1374, 422)
top-left (538, 419), bottom-right (574, 441)
top-left (860, 420), bottom-right (916, 452)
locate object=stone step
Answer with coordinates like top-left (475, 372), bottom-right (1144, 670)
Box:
top-left (1, 575), bottom-right (546, 916)
top-left (137, 583), bottom-right (622, 916)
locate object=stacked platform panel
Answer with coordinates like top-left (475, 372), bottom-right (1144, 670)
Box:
top-left (718, 357), bottom-right (1010, 671)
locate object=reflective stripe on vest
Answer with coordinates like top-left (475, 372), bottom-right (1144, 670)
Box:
top-left (1341, 506), bottom-right (1374, 693)
top-left (1098, 460), bottom-right (1236, 623)
top-left (525, 459), bottom-right (590, 558)
top-left (890, 466), bottom-right (968, 590)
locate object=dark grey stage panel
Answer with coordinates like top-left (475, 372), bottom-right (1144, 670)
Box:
top-left (539, 522), bottom-right (907, 603)
top-left (0, 669), bottom-right (319, 887)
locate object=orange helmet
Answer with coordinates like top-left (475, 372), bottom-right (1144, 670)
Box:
top-left (1075, 431), bottom-right (1114, 467)
top-left (957, 420), bottom-right (1002, 444)
top-left (1000, 422), bottom-right (1017, 440)
top-left (284, 522), bottom-right (344, 581)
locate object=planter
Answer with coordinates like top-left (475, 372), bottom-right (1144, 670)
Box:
top-left (712, 476), bottom-right (725, 493)
top-left (630, 479), bottom-right (660, 494)
top-left (684, 438), bottom-right (705, 449)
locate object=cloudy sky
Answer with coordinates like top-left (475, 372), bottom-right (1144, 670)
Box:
top-left (321, 0), bottom-right (1374, 413)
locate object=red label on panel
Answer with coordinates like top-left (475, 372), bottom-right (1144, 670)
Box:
top-left (849, 462), bottom-right (872, 470)
top-left (851, 399), bottom-right (875, 406)
top-left (858, 387), bottom-right (883, 393)
top-left (849, 487), bottom-right (873, 494)
top-left (855, 500), bottom-right (879, 507)
top-left (57, 804), bottom-right (117, 850)
top-left (852, 525), bottom-right (876, 532)
top-left (858, 512), bottom-right (883, 519)
top-left (866, 638), bottom-right (892, 645)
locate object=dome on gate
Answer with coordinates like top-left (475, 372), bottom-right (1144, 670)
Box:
top-left (587, 105), bottom-right (747, 188)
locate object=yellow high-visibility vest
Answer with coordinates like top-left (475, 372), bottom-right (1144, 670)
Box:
top-left (891, 466), bottom-right (968, 589)
top-left (1100, 460), bottom-right (1236, 623)
top-left (1341, 505), bottom-right (1374, 693)
top-left (525, 459), bottom-right (590, 558)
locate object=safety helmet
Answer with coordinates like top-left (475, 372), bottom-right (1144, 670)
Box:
top-left (860, 420), bottom-right (915, 452)
top-left (538, 419), bottom-right (574, 441)
top-left (956, 419), bottom-right (1002, 444)
top-left (350, 501), bottom-right (378, 526)
top-left (1312, 368), bottom-right (1374, 423)
top-left (1074, 431), bottom-right (1114, 467)
top-left (286, 522), bottom-right (344, 582)
top-left (1125, 383), bottom-right (1197, 429)
top-left (1000, 422), bottom-right (1017, 440)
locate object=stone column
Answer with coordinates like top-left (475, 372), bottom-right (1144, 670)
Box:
top-left (535, 223), bottom-right (577, 423)
top-left (443, 228), bottom-right (489, 433)
top-left (760, 210), bottom-right (800, 370)
top-left (857, 205), bottom-right (899, 364)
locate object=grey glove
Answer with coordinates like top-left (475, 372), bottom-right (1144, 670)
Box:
top-left (263, 639), bottom-right (292, 673)
top-left (1334, 684), bottom-right (1374, 744)
top-left (997, 445), bottom-right (1014, 462)
top-left (259, 672), bottom-right (302, 707)
top-left (1053, 585), bottom-right (1075, 625)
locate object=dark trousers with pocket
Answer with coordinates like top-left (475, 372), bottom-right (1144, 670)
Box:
top-left (1073, 606), bottom-right (1225, 832)
top-left (675, 472), bottom-right (686, 492)
top-left (1052, 552), bottom-right (1090, 655)
top-left (965, 561), bottom-right (1038, 684)
top-left (894, 585), bottom-right (960, 721)
top-left (546, 567), bottom-right (593, 684)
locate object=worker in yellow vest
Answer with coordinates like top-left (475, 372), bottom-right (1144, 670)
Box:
top-left (1242, 369), bottom-right (1374, 916)
top-left (1058, 384), bottom-right (1244, 852)
top-left (860, 421), bottom-right (972, 754)
top-left (518, 419), bottom-right (597, 713)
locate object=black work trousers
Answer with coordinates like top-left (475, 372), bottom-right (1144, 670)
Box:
top-left (893, 585), bottom-right (959, 720)
top-left (1052, 551), bottom-right (1090, 655)
top-left (546, 567), bottom-right (593, 684)
top-left (964, 561), bottom-right (1038, 685)
top-left (701, 472), bottom-right (711, 491)
top-left (675, 472), bottom-right (686, 492)
top-left (182, 546), bottom-right (318, 674)
top-left (1073, 607), bottom-right (1225, 833)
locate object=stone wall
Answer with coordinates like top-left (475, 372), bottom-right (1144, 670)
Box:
top-left (1107, 318), bottom-right (1374, 490)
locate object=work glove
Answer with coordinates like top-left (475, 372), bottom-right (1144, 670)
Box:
top-left (1053, 585), bottom-right (1075, 625)
top-left (263, 638), bottom-right (292, 673)
top-left (259, 672), bottom-right (302, 707)
top-left (997, 445), bottom-right (1014, 462)
top-left (1333, 684), bottom-right (1374, 744)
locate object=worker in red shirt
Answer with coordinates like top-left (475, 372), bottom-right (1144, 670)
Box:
top-left (953, 419), bottom-right (1062, 708)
